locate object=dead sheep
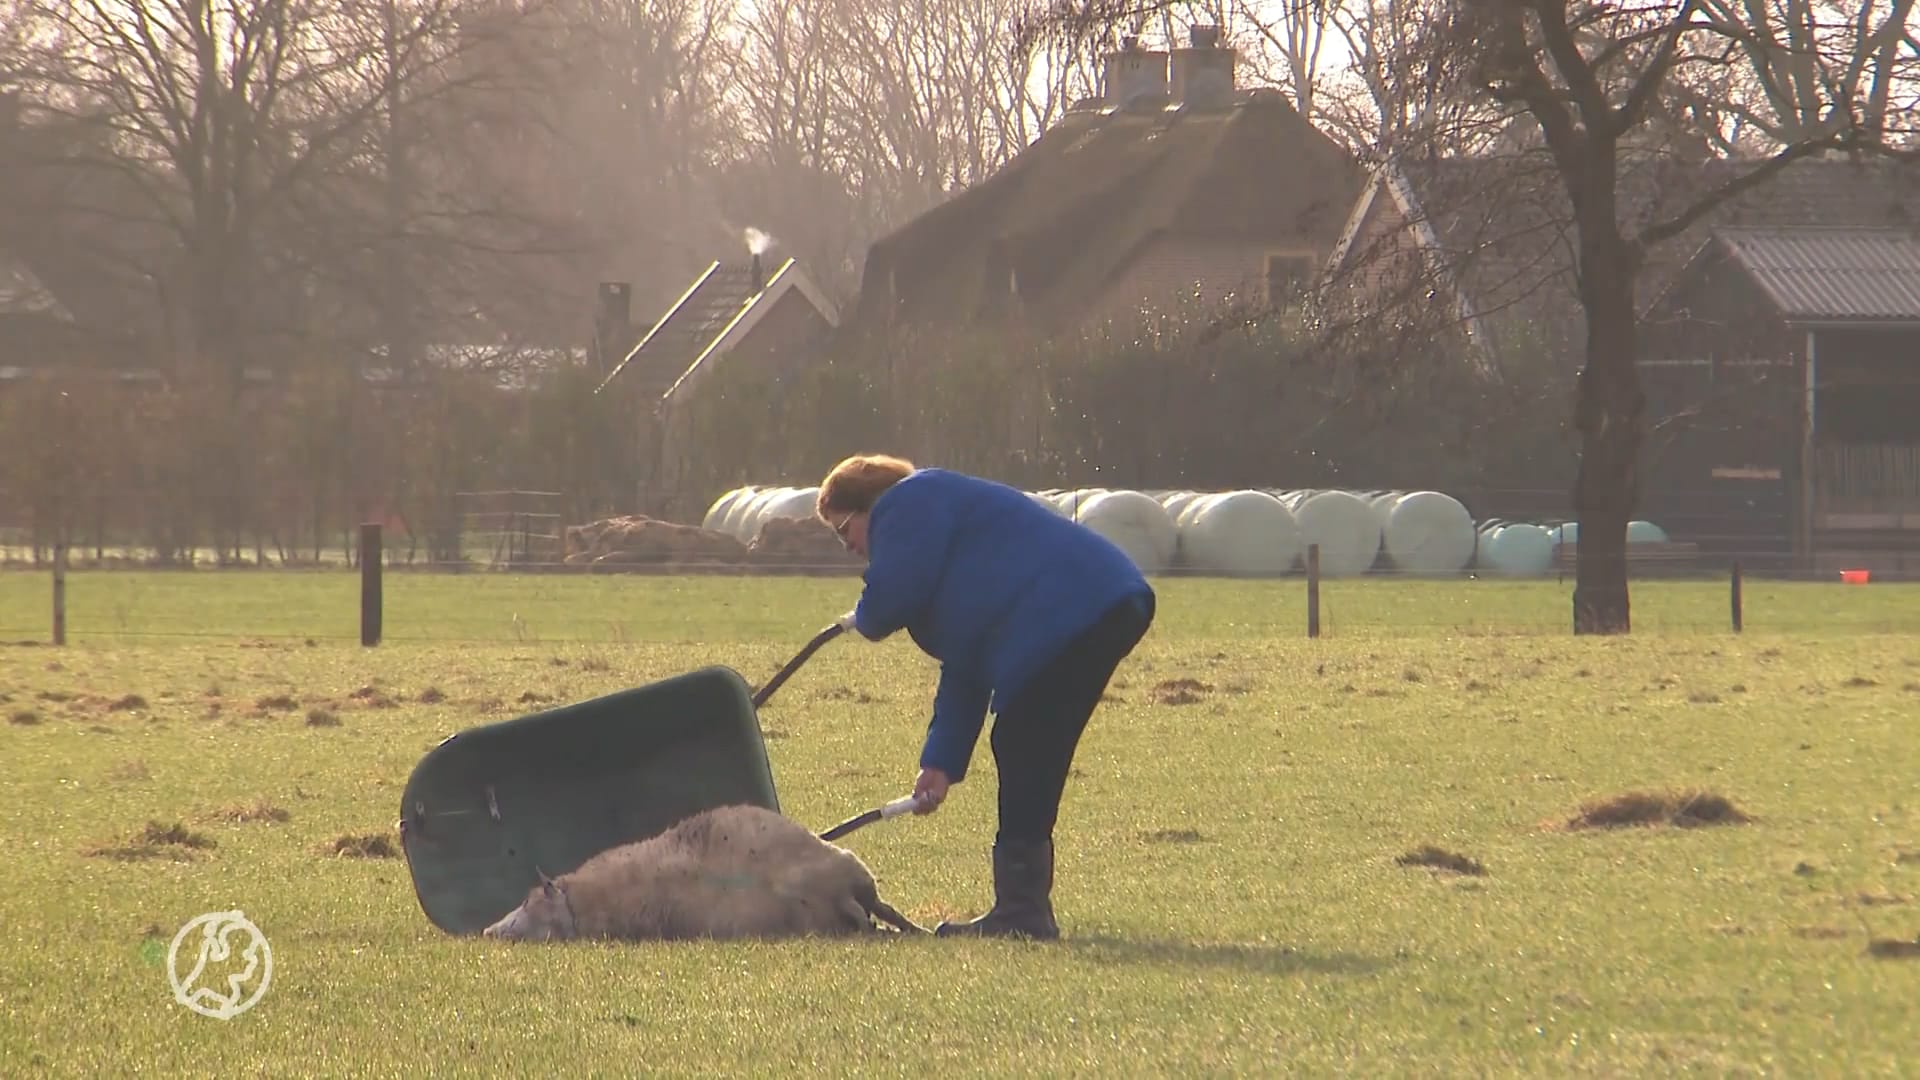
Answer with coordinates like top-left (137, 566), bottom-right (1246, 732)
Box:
top-left (482, 803), bottom-right (925, 942)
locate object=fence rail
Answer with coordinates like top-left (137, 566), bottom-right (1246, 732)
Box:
top-left (4, 532), bottom-right (1917, 648)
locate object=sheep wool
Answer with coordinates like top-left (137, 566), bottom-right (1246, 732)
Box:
top-left (482, 804), bottom-right (923, 942)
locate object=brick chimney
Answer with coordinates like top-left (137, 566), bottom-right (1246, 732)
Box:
top-left (1170, 24), bottom-right (1236, 109)
top-left (593, 282), bottom-right (633, 373)
top-left (1101, 36), bottom-right (1169, 107)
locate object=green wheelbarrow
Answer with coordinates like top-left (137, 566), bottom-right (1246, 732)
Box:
top-left (397, 622), bottom-right (867, 936)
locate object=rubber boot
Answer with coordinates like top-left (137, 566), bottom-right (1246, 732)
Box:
top-left (934, 838), bottom-right (1060, 941)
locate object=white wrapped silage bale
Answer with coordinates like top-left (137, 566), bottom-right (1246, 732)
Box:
top-left (1381, 491), bottom-right (1476, 575)
top-left (1364, 490), bottom-right (1406, 532)
top-left (1279, 489), bottom-right (1383, 578)
top-left (1074, 490), bottom-right (1177, 574)
top-left (1027, 491), bottom-right (1071, 517)
top-left (1175, 492), bottom-right (1223, 530)
top-left (1627, 520), bottom-right (1669, 543)
top-left (719, 487), bottom-right (772, 539)
top-left (1477, 522), bottom-right (1555, 576)
top-left (730, 487), bottom-right (793, 542)
top-left (756, 486), bottom-right (821, 532)
top-left (1159, 491), bottom-right (1209, 523)
top-left (1180, 490), bottom-right (1302, 577)
top-left (703, 487), bottom-right (757, 533)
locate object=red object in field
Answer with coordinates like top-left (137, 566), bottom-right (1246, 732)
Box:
top-left (1840, 569), bottom-right (1871, 584)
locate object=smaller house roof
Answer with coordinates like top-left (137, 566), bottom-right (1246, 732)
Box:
top-left (597, 254), bottom-right (838, 408)
top-left (1713, 227), bottom-right (1920, 322)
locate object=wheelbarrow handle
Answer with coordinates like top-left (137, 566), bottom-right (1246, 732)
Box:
top-left (751, 622), bottom-right (847, 708)
top-left (819, 794), bottom-right (923, 842)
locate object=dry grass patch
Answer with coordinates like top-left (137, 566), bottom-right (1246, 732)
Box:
top-left (209, 798), bottom-right (291, 824)
top-left (349, 685), bottom-right (399, 708)
top-left (1563, 789), bottom-right (1754, 831)
top-left (1151, 678), bottom-right (1212, 706)
top-left (417, 687), bottom-right (446, 704)
top-left (326, 832), bottom-right (398, 858)
top-left (107, 759), bottom-right (151, 782)
top-left (85, 821), bottom-right (217, 862)
top-left (9, 709), bottom-right (40, 725)
top-left (1142, 828), bottom-right (1205, 844)
top-left (1395, 845), bottom-right (1487, 876)
top-left (305, 708), bottom-right (341, 727)
top-left (107, 694), bottom-right (148, 712)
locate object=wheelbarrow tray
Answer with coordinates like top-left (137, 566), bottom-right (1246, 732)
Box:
top-left (397, 664), bottom-right (782, 936)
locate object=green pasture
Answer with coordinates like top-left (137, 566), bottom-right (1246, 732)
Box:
top-left (0, 571), bottom-right (1916, 1075)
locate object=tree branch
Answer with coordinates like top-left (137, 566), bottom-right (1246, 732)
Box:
top-left (1635, 133), bottom-right (1841, 251)
top-left (1618, 0), bottom-right (1700, 133)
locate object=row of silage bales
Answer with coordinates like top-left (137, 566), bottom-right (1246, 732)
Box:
top-left (1550, 519), bottom-right (1671, 547)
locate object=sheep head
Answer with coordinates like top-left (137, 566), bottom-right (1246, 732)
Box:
top-left (482, 867), bottom-right (578, 942)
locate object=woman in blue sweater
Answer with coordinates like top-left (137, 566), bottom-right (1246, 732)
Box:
top-left (816, 454), bottom-right (1156, 940)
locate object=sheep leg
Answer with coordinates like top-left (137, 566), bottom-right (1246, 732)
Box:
top-left (861, 890), bottom-right (929, 935)
top-left (835, 895), bottom-right (879, 934)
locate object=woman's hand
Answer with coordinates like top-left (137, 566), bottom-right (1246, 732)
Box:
top-left (912, 767), bottom-right (951, 814)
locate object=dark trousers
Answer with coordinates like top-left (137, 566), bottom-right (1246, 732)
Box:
top-left (990, 593), bottom-right (1155, 845)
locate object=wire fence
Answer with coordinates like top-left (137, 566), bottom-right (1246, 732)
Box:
top-left (2, 551), bottom-right (1916, 647)
top-left (3, 483), bottom-right (1917, 643)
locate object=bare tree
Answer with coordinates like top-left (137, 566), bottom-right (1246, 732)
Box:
top-left (816, 0), bottom-right (1029, 223)
top-left (1017, 0), bottom-right (1917, 633)
top-left (1666, 1), bottom-right (1920, 152)
top-left (7, 0), bottom-right (584, 383)
top-left (1233, 0), bottom-right (1339, 118)
top-left (1294, 0), bottom-right (1522, 156)
top-left (719, 0), bottom-right (1082, 298)
top-left (718, 0), bottom-right (871, 295)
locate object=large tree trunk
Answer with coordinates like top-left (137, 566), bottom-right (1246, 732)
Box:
top-left (1569, 148), bottom-right (1646, 635)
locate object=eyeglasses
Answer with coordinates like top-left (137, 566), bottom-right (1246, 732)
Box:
top-left (832, 512), bottom-right (855, 548)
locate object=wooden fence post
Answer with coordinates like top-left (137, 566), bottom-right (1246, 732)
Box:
top-left (360, 523), bottom-right (383, 647)
top-left (1730, 561), bottom-right (1743, 633)
top-left (52, 541), bottom-right (67, 646)
top-left (1306, 543), bottom-right (1321, 638)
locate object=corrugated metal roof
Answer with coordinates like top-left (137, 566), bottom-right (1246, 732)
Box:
top-left (1717, 227), bottom-right (1920, 322)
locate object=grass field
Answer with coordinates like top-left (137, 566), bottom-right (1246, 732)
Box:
top-left (2, 571), bottom-right (1917, 1075)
